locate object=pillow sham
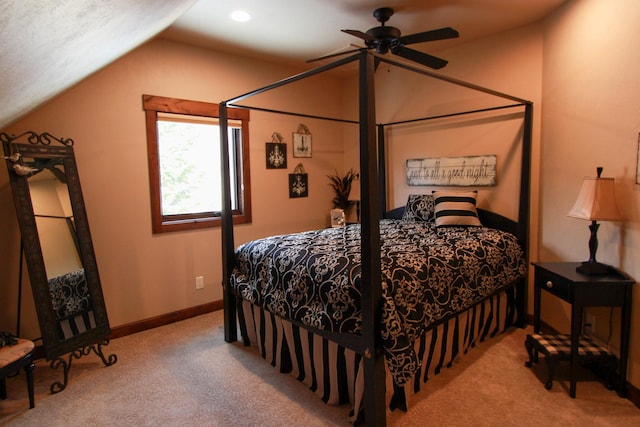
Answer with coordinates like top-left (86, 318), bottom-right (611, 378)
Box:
top-left (402, 194), bottom-right (435, 222)
top-left (433, 190), bottom-right (482, 227)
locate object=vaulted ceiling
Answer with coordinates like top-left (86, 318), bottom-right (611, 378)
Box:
top-left (0, 0), bottom-right (567, 129)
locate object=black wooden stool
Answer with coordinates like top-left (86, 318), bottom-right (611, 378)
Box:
top-left (0, 339), bottom-right (36, 409)
top-left (525, 333), bottom-right (616, 392)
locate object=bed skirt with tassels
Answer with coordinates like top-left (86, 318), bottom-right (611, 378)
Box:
top-left (237, 285), bottom-right (516, 422)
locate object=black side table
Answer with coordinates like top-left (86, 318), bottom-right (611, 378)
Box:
top-left (530, 262), bottom-right (634, 398)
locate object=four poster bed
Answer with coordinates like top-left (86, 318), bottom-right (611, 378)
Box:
top-left (219, 51), bottom-right (532, 426)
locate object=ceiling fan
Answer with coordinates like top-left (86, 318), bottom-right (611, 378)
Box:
top-left (309, 7), bottom-right (459, 69)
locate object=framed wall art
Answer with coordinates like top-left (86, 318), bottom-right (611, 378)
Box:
top-left (266, 142), bottom-right (287, 169)
top-left (293, 124), bottom-right (312, 158)
top-left (330, 209), bottom-right (345, 227)
top-left (289, 163), bottom-right (308, 198)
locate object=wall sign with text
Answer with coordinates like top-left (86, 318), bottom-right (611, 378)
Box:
top-left (406, 155), bottom-right (497, 186)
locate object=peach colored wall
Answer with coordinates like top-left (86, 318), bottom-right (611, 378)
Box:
top-left (540, 0), bottom-right (640, 389)
top-left (0, 39), bottom-right (345, 337)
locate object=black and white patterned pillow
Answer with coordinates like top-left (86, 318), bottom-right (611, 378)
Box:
top-left (402, 194), bottom-right (435, 222)
top-left (433, 191), bottom-right (482, 227)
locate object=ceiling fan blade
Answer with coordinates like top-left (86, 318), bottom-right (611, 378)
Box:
top-left (392, 46), bottom-right (448, 69)
top-left (396, 27), bottom-right (459, 46)
top-left (306, 48), bottom-right (363, 63)
top-left (341, 29), bottom-right (375, 41)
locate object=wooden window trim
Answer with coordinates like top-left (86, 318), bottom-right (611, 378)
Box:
top-left (143, 95), bottom-right (251, 233)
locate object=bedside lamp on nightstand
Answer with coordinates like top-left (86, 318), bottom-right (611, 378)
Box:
top-left (568, 166), bottom-right (623, 275)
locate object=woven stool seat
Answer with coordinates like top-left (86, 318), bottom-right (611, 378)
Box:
top-left (0, 338), bottom-right (36, 409)
top-left (527, 333), bottom-right (610, 357)
top-left (525, 333), bottom-right (616, 393)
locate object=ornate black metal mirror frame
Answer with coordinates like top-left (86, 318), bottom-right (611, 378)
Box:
top-left (1, 131), bottom-right (116, 392)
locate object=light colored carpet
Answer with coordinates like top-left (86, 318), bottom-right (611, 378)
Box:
top-left (1, 310), bottom-right (639, 426)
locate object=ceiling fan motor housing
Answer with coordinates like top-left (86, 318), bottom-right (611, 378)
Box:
top-left (366, 25), bottom-right (401, 39)
top-left (365, 26), bottom-right (401, 53)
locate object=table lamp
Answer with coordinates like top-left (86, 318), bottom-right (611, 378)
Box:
top-left (567, 167), bottom-right (623, 275)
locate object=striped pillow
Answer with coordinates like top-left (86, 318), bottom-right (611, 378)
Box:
top-left (433, 191), bottom-right (482, 227)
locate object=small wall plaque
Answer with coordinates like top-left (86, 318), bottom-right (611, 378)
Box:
top-left (266, 142), bottom-right (287, 169)
top-left (293, 123), bottom-right (312, 158)
top-left (289, 163), bottom-right (308, 198)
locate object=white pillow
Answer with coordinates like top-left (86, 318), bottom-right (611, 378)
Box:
top-left (433, 191), bottom-right (482, 227)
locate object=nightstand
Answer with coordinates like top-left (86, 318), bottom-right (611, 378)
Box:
top-left (529, 262), bottom-right (634, 398)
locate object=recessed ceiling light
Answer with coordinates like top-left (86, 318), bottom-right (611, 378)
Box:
top-left (230, 10), bottom-right (252, 23)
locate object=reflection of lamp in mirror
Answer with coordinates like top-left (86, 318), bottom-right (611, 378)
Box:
top-left (568, 167), bottom-right (623, 275)
top-left (349, 174), bottom-right (361, 223)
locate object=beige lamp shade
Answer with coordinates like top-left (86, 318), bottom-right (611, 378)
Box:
top-left (568, 177), bottom-right (623, 221)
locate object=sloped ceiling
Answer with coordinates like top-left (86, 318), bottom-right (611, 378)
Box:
top-left (0, 0), bottom-right (196, 129)
top-left (0, 0), bottom-right (567, 129)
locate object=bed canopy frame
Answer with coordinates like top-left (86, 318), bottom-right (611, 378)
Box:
top-left (219, 49), bottom-right (532, 426)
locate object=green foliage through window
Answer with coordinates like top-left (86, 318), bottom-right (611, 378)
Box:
top-left (157, 117), bottom-right (224, 215)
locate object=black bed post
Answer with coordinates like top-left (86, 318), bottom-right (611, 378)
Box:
top-left (516, 101), bottom-right (533, 327)
top-left (518, 102), bottom-right (533, 256)
top-left (377, 124), bottom-right (387, 218)
top-left (359, 51), bottom-right (386, 427)
top-left (219, 102), bottom-right (237, 343)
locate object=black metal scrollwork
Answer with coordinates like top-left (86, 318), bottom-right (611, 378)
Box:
top-left (0, 130), bottom-right (74, 147)
top-left (49, 340), bottom-right (117, 394)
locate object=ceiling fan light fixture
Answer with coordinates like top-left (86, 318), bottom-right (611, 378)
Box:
top-left (336, 7), bottom-right (459, 70)
top-left (229, 10), bottom-right (252, 23)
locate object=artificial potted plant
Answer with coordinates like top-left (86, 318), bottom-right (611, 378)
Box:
top-left (327, 168), bottom-right (357, 213)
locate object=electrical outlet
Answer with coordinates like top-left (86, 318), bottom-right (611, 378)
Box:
top-left (195, 276), bottom-right (204, 290)
top-left (584, 312), bottom-right (596, 334)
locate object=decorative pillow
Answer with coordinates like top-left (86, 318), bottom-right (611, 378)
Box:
top-left (433, 191), bottom-right (482, 227)
top-left (402, 194), bottom-right (435, 222)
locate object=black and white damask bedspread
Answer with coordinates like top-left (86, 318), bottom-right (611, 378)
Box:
top-left (48, 268), bottom-right (92, 320)
top-left (230, 219), bottom-right (526, 385)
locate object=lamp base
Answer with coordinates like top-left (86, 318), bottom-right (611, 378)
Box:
top-left (576, 261), bottom-right (611, 276)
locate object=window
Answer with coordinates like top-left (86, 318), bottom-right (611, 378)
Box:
top-left (143, 95), bottom-right (251, 233)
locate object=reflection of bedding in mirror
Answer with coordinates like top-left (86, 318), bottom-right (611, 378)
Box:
top-left (48, 268), bottom-right (95, 340)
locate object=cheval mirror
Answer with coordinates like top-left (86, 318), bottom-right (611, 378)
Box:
top-left (1, 131), bottom-right (116, 392)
